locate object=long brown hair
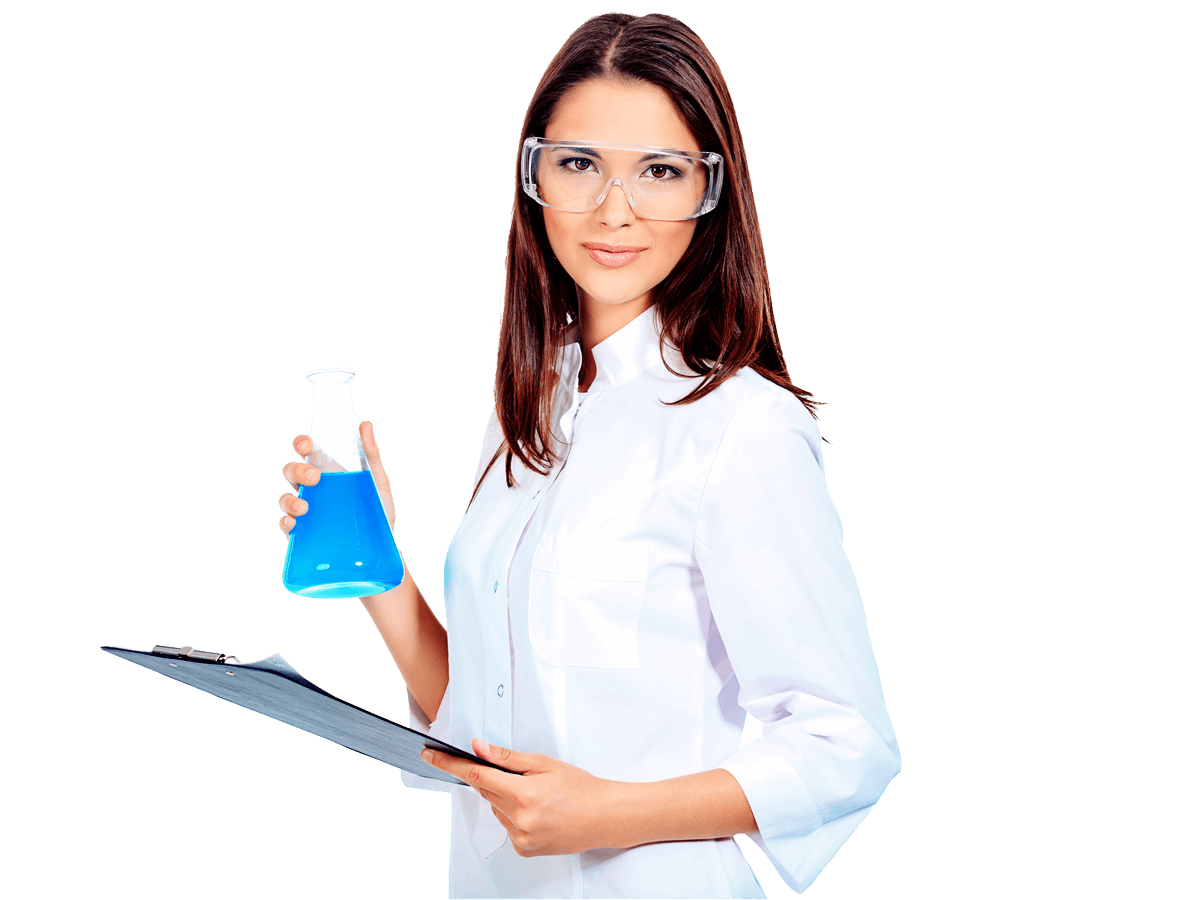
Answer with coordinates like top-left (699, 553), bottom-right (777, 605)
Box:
top-left (469, 12), bottom-right (821, 511)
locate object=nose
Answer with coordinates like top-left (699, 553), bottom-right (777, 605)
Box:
top-left (595, 177), bottom-right (637, 226)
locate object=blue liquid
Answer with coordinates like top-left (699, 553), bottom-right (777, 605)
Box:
top-left (282, 470), bottom-right (405, 599)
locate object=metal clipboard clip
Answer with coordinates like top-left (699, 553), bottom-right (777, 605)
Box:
top-left (151, 645), bottom-right (241, 665)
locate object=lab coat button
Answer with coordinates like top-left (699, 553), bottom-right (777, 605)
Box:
top-left (497, 684), bottom-right (504, 697)
top-left (493, 581), bottom-right (498, 592)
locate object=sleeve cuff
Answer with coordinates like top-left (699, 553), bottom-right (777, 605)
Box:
top-left (400, 686), bottom-right (453, 794)
top-left (719, 745), bottom-right (879, 894)
top-left (719, 745), bottom-right (823, 841)
top-left (740, 803), bottom-right (873, 895)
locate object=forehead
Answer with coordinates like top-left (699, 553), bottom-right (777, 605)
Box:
top-left (545, 78), bottom-right (699, 153)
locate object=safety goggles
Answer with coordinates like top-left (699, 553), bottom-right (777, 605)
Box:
top-left (521, 137), bottom-right (724, 221)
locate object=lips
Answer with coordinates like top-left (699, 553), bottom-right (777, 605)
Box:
top-left (583, 242), bottom-right (646, 268)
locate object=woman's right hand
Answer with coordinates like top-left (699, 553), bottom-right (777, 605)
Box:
top-left (279, 421), bottom-right (396, 536)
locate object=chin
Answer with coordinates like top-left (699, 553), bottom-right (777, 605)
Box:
top-left (577, 277), bottom-right (652, 307)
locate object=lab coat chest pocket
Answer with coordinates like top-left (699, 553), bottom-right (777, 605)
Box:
top-left (528, 533), bottom-right (648, 668)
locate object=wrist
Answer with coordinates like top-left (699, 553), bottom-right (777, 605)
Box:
top-left (602, 779), bottom-right (648, 850)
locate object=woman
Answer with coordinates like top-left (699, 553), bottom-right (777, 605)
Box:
top-left (280, 13), bottom-right (899, 899)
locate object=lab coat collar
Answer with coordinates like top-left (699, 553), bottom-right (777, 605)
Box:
top-left (560, 304), bottom-right (671, 394)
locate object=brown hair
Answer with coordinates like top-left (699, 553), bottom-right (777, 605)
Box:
top-left (468, 12), bottom-right (821, 512)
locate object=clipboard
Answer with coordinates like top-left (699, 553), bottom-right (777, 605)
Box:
top-left (102, 644), bottom-right (516, 786)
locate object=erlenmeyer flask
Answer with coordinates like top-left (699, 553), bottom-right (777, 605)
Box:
top-left (282, 368), bottom-right (405, 598)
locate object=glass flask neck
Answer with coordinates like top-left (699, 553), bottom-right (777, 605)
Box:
top-left (307, 367), bottom-right (352, 422)
top-left (306, 368), bottom-right (367, 473)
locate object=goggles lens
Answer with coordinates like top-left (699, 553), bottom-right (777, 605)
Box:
top-left (521, 138), bottom-right (724, 221)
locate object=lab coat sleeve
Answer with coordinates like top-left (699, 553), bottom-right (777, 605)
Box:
top-left (399, 686), bottom-right (454, 793)
top-left (695, 389), bottom-right (901, 894)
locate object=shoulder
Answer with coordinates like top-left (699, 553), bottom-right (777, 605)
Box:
top-left (644, 356), bottom-right (827, 482)
top-left (659, 346), bottom-right (812, 420)
top-left (707, 366), bottom-right (825, 471)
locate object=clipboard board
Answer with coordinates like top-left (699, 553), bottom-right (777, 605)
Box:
top-left (102, 644), bottom-right (516, 786)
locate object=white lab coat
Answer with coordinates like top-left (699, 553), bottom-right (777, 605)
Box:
top-left (402, 304), bottom-right (900, 898)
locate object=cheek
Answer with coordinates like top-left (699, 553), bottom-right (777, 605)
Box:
top-left (543, 209), bottom-right (572, 260)
top-left (656, 222), bottom-right (697, 274)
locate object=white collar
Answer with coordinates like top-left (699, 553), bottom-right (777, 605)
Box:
top-left (560, 304), bottom-right (674, 394)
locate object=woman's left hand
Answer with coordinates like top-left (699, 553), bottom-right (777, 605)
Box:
top-left (420, 739), bottom-right (626, 857)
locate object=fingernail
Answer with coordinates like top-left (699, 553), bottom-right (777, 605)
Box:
top-left (480, 742), bottom-right (491, 755)
top-left (421, 749), bottom-right (432, 762)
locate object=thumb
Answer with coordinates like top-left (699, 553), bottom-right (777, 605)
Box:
top-left (473, 739), bottom-right (541, 772)
top-left (360, 421), bottom-right (390, 486)
top-left (360, 422), bottom-right (395, 535)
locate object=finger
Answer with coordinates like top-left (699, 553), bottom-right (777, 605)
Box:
top-left (283, 462), bottom-right (320, 491)
top-left (284, 434), bottom-right (316, 490)
top-left (279, 493), bottom-right (308, 517)
top-left (421, 749), bottom-right (497, 793)
top-left (280, 514), bottom-right (295, 535)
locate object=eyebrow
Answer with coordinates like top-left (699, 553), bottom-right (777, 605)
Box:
top-left (552, 146), bottom-right (695, 164)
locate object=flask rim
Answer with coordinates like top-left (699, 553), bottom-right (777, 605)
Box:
top-left (306, 367), bottom-right (356, 385)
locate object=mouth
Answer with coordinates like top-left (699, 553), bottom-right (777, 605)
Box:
top-left (583, 242), bottom-right (646, 268)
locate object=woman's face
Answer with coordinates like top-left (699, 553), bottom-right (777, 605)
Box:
top-left (542, 78), bottom-right (699, 313)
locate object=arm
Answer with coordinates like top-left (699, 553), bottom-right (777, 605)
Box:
top-left (419, 744), bottom-right (759, 856)
top-left (359, 555), bottom-right (449, 726)
top-left (373, 403), bottom-right (505, 719)
top-left (691, 389), bottom-right (901, 893)
top-left (608, 768), bottom-right (758, 847)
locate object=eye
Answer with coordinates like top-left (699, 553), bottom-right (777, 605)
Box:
top-left (555, 157), bottom-right (597, 174)
top-left (645, 164), bottom-right (683, 180)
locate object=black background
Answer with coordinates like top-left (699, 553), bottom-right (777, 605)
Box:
top-left (91, 10), bottom-right (926, 897)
